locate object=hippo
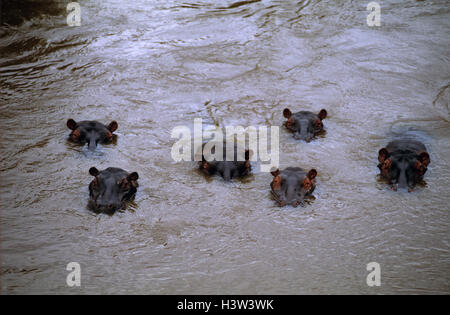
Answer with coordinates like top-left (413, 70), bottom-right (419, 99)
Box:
top-left (378, 139), bottom-right (430, 192)
top-left (198, 142), bottom-right (252, 181)
top-left (283, 108), bottom-right (327, 142)
top-left (67, 119), bottom-right (118, 150)
top-left (88, 167), bottom-right (139, 214)
top-left (270, 167), bottom-right (317, 207)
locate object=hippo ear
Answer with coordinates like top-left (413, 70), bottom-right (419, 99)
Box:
top-left (108, 121), bottom-right (118, 133)
top-left (418, 152), bottom-right (430, 167)
top-left (127, 172), bottom-right (139, 181)
top-left (67, 119), bottom-right (77, 130)
top-left (89, 167), bottom-right (99, 176)
top-left (307, 169), bottom-right (317, 180)
top-left (270, 168), bottom-right (280, 177)
top-left (378, 148), bottom-right (390, 163)
top-left (270, 168), bottom-right (282, 191)
top-left (318, 109), bottom-right (327, 120)
top-left (283, 108), bottom-right (292, 119)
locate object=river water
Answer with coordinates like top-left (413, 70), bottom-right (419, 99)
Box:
top-left (0, 0), bottom-right (449, 294)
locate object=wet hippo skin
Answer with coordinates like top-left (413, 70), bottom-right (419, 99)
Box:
top-left (198, 142), bottom-right (252, 181)
top-left (378, 139), bottom-right (430, 192)
top-left (67, 119), bottom-right (118, 150)
top-left (283, 108), bottom-right (327, 142)
top-left (88, 167), bottom-right (139, 214)
top-left (270, 167), bottom-right (317, 207)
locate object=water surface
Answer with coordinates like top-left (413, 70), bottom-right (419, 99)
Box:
top-left (1, 0), bottom-right (449, 294)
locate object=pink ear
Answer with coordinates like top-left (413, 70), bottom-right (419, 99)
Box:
top-left (89, 167), bottom-right (99, 176)
top-left (271, 168), bottom-right (280, 177)
top-left (67, 119), bottom-right (77, 130)
top-left (318, 109), bottom-right (327, 120)
top-left (307, 169), bottom-right (317, 179)
top-left (378, 148), bottom-right (389, 163)
top-left (283, 108), bottom-right (292, 119)
top-left (127, 172), bottom-right (139, 181)
top-left (108, 121), bottom-right (118, 132)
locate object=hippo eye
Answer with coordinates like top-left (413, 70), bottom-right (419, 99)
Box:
top-left (71, 129), bottom-right (82, 141)
top-left (118, 180), bottom-right (131, 190)
top-left (105, 131), bottom-right (113, 141)
top-left (286, 117), bottom-right (295, 127)
top-left (414, 161), bottom-right (426, 176)
top-left (313, 120), bottom-right (322, 129)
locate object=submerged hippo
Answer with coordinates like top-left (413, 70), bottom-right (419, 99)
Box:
top-left (67, 119), bottom-right (118, 150)
top-left (283, 108), bottom-right (327, 142)
top-left (88, 167), bottom-right (139, 214)
top-left (198, 142), bottom-right (252, 181)
top-left (378, 139), bottom-right (430, 192)
top-left (270, 167), bottom-right (317, 207)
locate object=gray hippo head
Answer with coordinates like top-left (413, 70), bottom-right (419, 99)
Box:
top-left (88, 167), bottom-right (139, 214)
top-left (67, 119), bottom-right (118, 150)
top-left (270, 167), bottom-right (317, 207)
top-left (283, 108), bottom-right (327, 142)
top-left (199, 142), bottom-right (252, 181)
top-left (378, 140), bottom-right (430, 192)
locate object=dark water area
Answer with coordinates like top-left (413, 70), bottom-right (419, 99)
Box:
top-left (1, 0), bottom-right (67, 25)
top-left (0, 0), bottom-right (449, 294)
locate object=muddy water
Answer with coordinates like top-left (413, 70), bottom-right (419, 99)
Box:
top-left (1, 0), bottom-right (449, 294)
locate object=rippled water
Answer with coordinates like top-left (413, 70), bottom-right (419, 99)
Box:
top-left (1, 0), bottom-right (449, 294)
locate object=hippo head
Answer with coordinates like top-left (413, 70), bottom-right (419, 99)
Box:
top-left (283, 108), bottom-right (327, 142)
top-left (199, 142), bottom-right (252, 181)
top-left (270, 167), bottom-right (317, 207)
top-left (378, 148), bottom-right (430, 192)
top-left (88, 167), bottom-right (139, 214)
top-left (67, 119), bottom-right (118, 150)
